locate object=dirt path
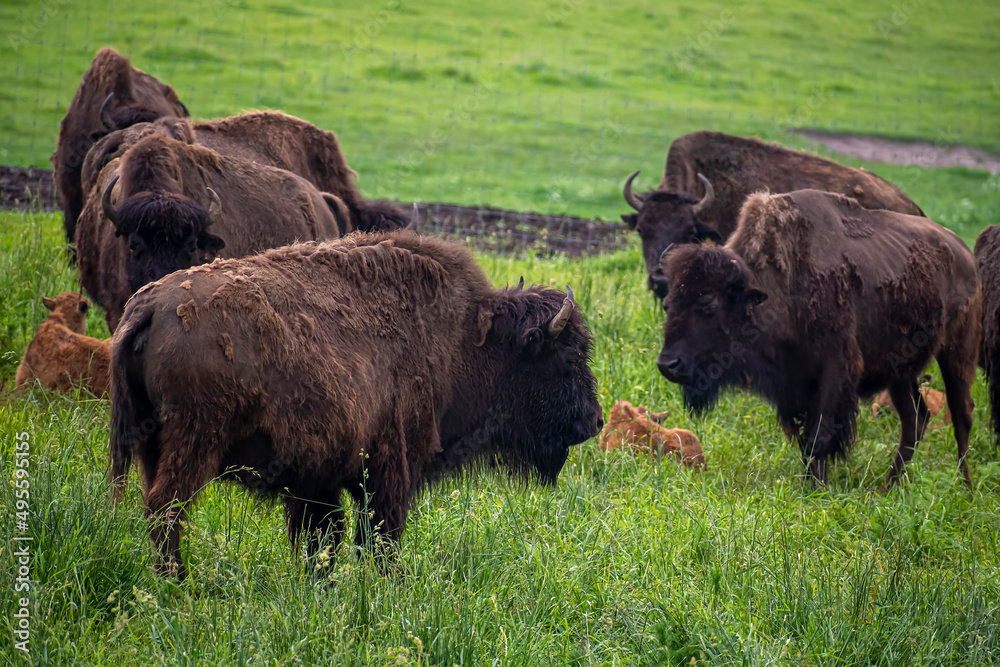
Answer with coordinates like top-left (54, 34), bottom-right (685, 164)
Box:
top-left (792, 129), bottom-right (1000, 174)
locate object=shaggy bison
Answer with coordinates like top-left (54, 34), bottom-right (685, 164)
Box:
top-left (53, 47), bottom-right (188, 245)
top-left (110, 232), bottom-right (603, 579)
top-left (620, 131), bottom-right (926, 298)
top-left (974, 224), bottom-right (1000, 442)
top-left (81, 111), bottom-right (409, 233)
top-left (656, 189), bottom-right (980, 487)
top-left (76, 133), bottom-right (349, 331)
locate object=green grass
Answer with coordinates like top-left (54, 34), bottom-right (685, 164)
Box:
top-left (2, 1), bottom-right (1000, 664)
top-left (2, 210), bottom-right (1000, 665)
top-left (1, 0), bottom-right (999, 223)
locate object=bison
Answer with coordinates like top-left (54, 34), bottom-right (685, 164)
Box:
top-left (110, 232), bottom-right (603, 579)
top-left (974, 224), bottom-right (1000, 442)
top-left (15, 292), bottom-right (111, 396)
top-left (76, 132), bottom-right (352, 331)
top-left (81, 111), bottom-right (409, 233)
top-left (620, 131), bottom-right (926, 298)
top-left (655, 189), bottom-right (980, 488)
top-left (53, 47), bottom-right (188, 246)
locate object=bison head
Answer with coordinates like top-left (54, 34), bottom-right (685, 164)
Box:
top-left (656, 245), bottom-right (767, 413)
top-left (487, 284), bottom-right (603, 484)
top-left (621, 170), bottom-right (718, 299)
top-left (102, 175), bottom-right (226, 294)
top-left (42, 292), bottom-right (91, 334)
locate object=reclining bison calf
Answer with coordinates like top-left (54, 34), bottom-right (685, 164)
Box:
top-left (656, 189), bottom-right (980, 487)
top-left (110, 232), bottom-right (603, 579)
top-left (77, 132), bottom-right (350, 331)
top-left (53, 47), bottom-right (188, 246)
top-left (620, 131), bottom-right (926, 298)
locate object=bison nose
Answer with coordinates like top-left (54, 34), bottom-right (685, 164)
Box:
top-left (648, 273), bottom-right (669, 299)
top-left (657, 356), bottom-right (685, 381)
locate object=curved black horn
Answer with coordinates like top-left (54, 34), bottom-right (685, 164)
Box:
top-left (206, 188), bottom-right (222, 225)
top-left (516, 276), bottom-right (525, 291)
top-left (692, 173), bottom-right (715, 215)
top-left (548, 285), bottom-right (575, 340)
top-left (100, 93), bottom-right (115, 131)
top-left (623, 170), bottom-right (643, 211)
top-left (102, 175), bottom-right (120, 227)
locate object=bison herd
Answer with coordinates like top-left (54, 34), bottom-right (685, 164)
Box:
top-left (12, 47), bottom-right (1000, 578)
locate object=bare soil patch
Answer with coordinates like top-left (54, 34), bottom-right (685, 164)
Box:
top-left (791, 129), bottom-right (1000, 173)
top-left (0, 165), bottom-right (628, 256)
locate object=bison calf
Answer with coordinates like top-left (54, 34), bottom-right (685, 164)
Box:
top-left (111, 232), bottom-right (603, 579)
top-left (15, 292), bottom-right (111, 396)
top-left (599, 400), bottom-right (705, 468)
top-left (656, 189), bottom-right (980, 488)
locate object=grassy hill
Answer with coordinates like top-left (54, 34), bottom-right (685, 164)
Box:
top-left (2, 0), bottom-right (1000, 664)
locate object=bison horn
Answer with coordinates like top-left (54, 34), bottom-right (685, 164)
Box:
top-left (658, 243), bottom-right (675, 265)
top-left (516, 276), bottom-right (525, 291)
top-left (623, 170), bottom-right (643, 211)
top-left (102, 174), bottom-right (120, 228)
top-left (407, 203), bottom-right (419, 230)
top-left (692, 173), bottom-right (715, 215)
top-left (547, 285), bottom-right (575, 340)
top-left (100, 93), bottom-right (116, 131)
top-left (206, 188), bottom-right (222, 226)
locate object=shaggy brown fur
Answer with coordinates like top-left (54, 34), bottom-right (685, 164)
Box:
top-left (81, 111), bottom-right (409, 233)
top-left (598, 400), bottom-right (705, 468)
top-left (657, 189), bottom-right (980, 488)
top-left (76, 132), bottom-right (346, 331)
top-left (110, 232), bottom-right (603, 579)
top-left (52, 48), bottom-right (188, 247)
top-left (15, 293), bottom-right (111, 395)
top-left (621, 131), bottom-right (927, 298)
top-left (974, 225), bottom-right (1000, 443)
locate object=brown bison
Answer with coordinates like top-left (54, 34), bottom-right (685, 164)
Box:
top-left (15, 292), bottom-right (111, 396)
top-left (81, 111), bottom-right (410, 233)
top-left (974, 224), bottom-right (1000, 442)
top-left (620, 131), bottom-right (926, 298)
top-left (656, 189), bottom-right (980, 488)
top-left (110, 232), bottom-right (603, 579)
top-left (53, 47), bottom-right (188, 246)
top-left (76, 133), bottom-right (349, 331)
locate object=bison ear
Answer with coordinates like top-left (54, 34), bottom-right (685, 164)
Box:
top-left (694, 222), bottom-right (722, 244)
top-left (620, 213), bottom-right (638, 230)
top-left (42, 296), bottom-right (56, 311)
top-left (197, 232), bottom-right (226, 256)
top-left (745, 288), bottom-right (768, 307)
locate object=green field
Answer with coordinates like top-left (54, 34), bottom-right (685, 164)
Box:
top-left (3, 0), bottom-right (1000, 665)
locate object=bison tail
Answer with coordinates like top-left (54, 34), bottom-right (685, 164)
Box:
top-left (109, 306), bottom-right (157, 503)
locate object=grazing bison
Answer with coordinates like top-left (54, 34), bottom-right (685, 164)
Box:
top-left (53, 47), bottom-right (188, 246)
top-left (76, 133), bottom-right (350, 331)
top-left (110, 232), bottom-right (603, 579)
top-left (15, 292), bottom-right (111, 396)
top-left (81, 111), bottom-right (409, 233)
top-left (620, 131), bottom-right (926, 298)
top-left (656, 189), bottom-right (980, 487)
top-left (974, 225), bottom-right (1000, 442)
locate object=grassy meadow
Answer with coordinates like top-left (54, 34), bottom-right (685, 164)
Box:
top-left (2, 0), bottom-right (1000, 665)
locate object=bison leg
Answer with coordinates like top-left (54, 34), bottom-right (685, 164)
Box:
top-left (938, 350), bottom-right (976, 488)
top-left (351, 482), bottom-right (409, 568)
top-left (800, 370), bottom-right (858, 487)
top-left (284, 493), bottom-right (347, 560)
top-left (880, 378), bottom-right (927, 490)
top-left (143, 428), bottom-right (224, 580)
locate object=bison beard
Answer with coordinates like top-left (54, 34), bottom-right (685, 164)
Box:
top-left (109, 232), bottom-right (602, 580)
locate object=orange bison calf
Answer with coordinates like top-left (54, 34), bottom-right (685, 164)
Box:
top-left (15, 293), bottom-right (111, 396)
top-left (599, 400), bottom-right (705, 468)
